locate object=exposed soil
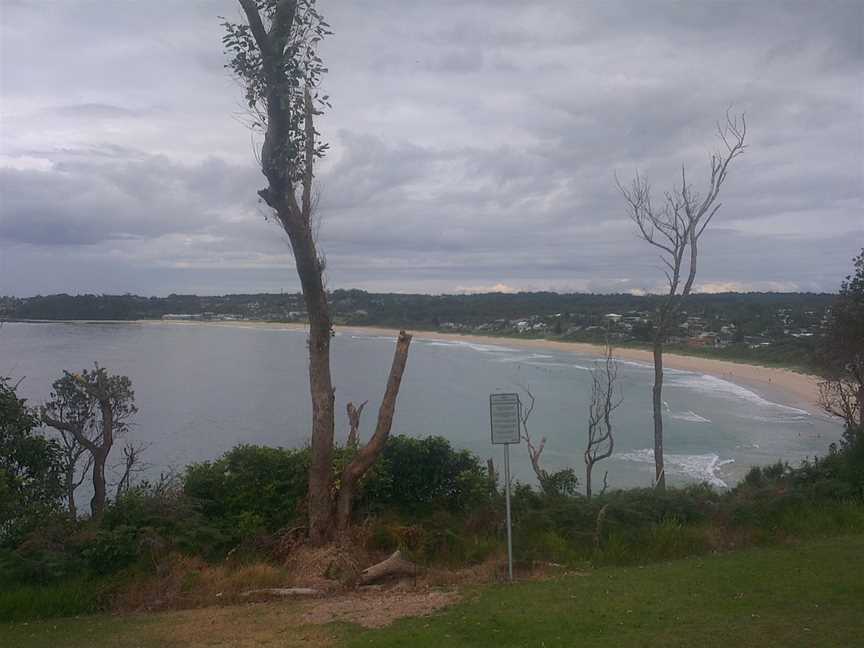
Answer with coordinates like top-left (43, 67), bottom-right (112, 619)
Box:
top-left (300, 587), bottom-right (460, 628)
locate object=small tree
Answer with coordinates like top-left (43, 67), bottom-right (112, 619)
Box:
top-left (224, 1), bottom-right (412, 542)
top-left (584, 344), bottom-right (622, 498)
top-left (514, 379), bottom-right (579, 497)
top-left (114, 440), bottom-right (149, 501)
top-left (617, 112), bottom-right (746, 489)
top-left (0, 377), bottom-right (63, 543)
top-left (818, 248), bottom-right (864, 439)
top-left (42, 377), bottom-right (93, 520)
top-left (42, 366), bottom-right (137, 518)
top-left (515, 382), bottom-right (548, 487)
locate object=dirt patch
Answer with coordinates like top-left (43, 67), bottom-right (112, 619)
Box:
top-left (300, 587), bottom-right (460, 628)
top-left (144, 602), bottom-right (336, 648)
top-left (283, 543), bottom-right (367, 590)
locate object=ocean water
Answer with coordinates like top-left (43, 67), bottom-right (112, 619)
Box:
top-left (0, 321), bottom-right (842, 491)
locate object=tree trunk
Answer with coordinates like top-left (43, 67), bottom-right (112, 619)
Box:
top-left (306, 309), bottom-right (336, 545)
top-left (90, 449), bottom-right (107, 518)
top-left (358, 549), bottom-right (417, 585)
top-left (585, 462), bottom-right (593, 499)
top-left (346, 401), bottom-right (367, 449)
top-left (65, 464), bottom-right (77, 520)
top-left (279, 209), bottom-right (337, 546)
top-left (336, 331), bottom-right (412, 533)
top-left (90, 396), bottom-right (115, 518)
top-left (652, 340), bottom-right (666, 490)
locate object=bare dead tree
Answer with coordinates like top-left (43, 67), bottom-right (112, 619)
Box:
top-left (42, 365), bottom-right (136, 517)
top-left (617, 111), bottom-right (746, 490)
top-left (114, 441), bottom-right (149, 500)
top-left (345, 400), bottom-right (368, 450)
top-left (584, 344), bottom-right (623, 499)
top-left (817, 249), bottom-right (863, 439)
top-left (336, 331), bottom-right (412, 533)
top-left (819, 380), bottom-right (862, 432)
top-left (514, 380), bottom-right (549, 489)
top-left (225, 2), bottom-right (413, 543)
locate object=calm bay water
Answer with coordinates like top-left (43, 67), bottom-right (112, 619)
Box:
top-left (1, 321), bottom-right (842, 490)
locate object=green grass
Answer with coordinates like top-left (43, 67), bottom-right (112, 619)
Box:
top-left (3, 535), bottom-right (864, 647)
top-left (0, 579), bottom-right (105, 623)
top-left (346, 534), bottom-right (864, 648)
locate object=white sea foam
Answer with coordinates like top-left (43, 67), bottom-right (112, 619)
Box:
top-left (666, 372), bottom-right (810, 420)
top-left (669, 410), bottom-right (712, 423)
top-left (615, 359), bottom-right (656, 371)
top-left (414, 337), bottom-right (518, 355)
top-left (618, 448), bottom-right (734, 488)
top-left (525, 360), bottom-right (579, 368)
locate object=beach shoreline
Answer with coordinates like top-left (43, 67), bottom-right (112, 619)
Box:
top-left (132, 319), bottom-right (825, 414)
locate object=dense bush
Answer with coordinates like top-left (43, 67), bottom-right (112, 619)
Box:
top-left (184, 444), bottom-right (310, 534)
top-left (181, 437), bottom-right (490, 533)
top-left (0, 377), bottom-right (64, 547)
top-left (3, 426), bottom-right (864, 624)
top-left (357, 436), bottom-right (489, 517)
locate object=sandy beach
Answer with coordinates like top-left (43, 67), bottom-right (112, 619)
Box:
top-left (143, 319), bottom-right (825, 414)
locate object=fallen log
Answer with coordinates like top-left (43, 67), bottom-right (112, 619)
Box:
top-left (358, 550), bottom-right (418, 585)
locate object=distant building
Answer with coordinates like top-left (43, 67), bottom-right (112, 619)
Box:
top-left (687, 332), bottom-right (717, 348)
top-left (162, 313), bottom-right (198, 321)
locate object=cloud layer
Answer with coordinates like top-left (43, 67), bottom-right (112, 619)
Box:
top-left (1, 0), bottom-right (861, 296)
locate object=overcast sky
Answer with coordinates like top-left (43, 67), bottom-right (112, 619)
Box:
top-left (1, 0), bottom-right (861, 297)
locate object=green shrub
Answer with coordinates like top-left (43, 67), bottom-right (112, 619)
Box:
top-left (0, 514), bottom-right (84, 585)
top-left (104, 478), bottom-right (235, 562)
top-left (359, 436), bottom-right (489, 517)
top-left (0, 377), bottom-right (64, 548)
top-left (80, 526), bottom-right (139, 576)
top-left (184, 444), bottom-right (310, 533)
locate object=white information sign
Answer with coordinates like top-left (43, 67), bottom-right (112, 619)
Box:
top-left (490, 393), bottom-right (521, 445)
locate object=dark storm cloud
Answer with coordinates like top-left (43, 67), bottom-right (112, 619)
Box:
top-left (0, 0), bottom-right (861, 296)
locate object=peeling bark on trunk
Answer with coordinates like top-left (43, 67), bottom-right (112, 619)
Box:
top-left (346, 401), bottom-right (367, 449)
top-left (90, 397), bottom-right (114, 518)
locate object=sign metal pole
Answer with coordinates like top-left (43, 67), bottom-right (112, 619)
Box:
top-left (504, 441), bottom-right (513, 582)
top-left (489, 392), bottom-right (520, 583)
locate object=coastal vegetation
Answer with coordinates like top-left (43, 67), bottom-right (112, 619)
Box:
top-left (4, 534), bottom-right (864, 647)
top-left (1, 419), bottom-right (863, 623)
top-left (0, 248), bottom-right (860, 639)
top-left (0, 290), bottom-right (833, 371)
top-left (0, 0), bottom-right (859, 640)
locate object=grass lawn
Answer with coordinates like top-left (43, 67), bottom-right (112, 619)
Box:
top-left (3, 534), bottom-right (864, 647)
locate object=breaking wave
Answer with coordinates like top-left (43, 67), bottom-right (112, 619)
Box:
top-left (665, 372), bottom-right (810, 421)
top-left (669, 410), bottom-right (712, 423)
top-left (618, 448), bottom-right (734, 488)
